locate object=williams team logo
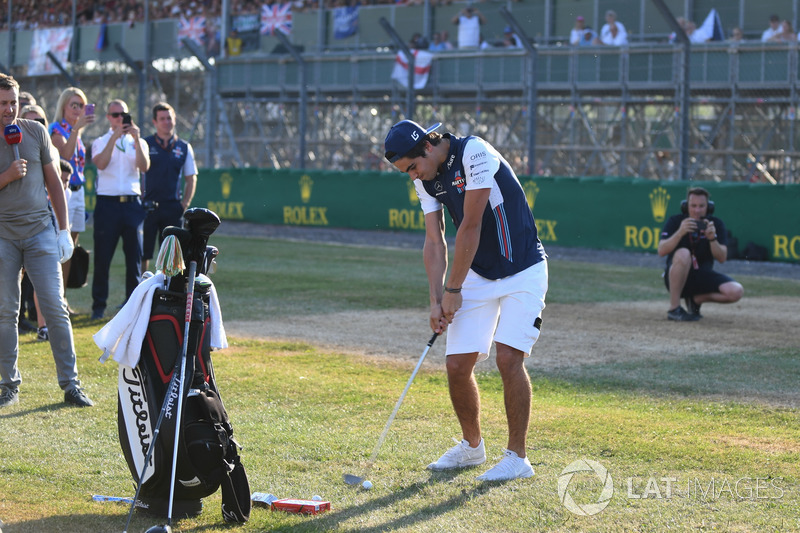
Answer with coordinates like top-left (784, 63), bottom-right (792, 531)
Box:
top-left (649, 187), bottom-right (670, 223)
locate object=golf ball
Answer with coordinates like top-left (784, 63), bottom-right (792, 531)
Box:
top-left (362, 480), bottom-right (373, 490)
top-left (311, 495), bottom-right (322, 501)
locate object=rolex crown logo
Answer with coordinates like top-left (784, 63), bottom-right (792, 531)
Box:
top-left (649, 187), bottom-right (670, 223)
top-left (523, 181), bottom-right (540, 211)
top-left (407, 180), bottom-right (419, 206)
top-left (300, 174), bottom-right (313, 204)
top-left (220, 173), bottom-right (233, 199)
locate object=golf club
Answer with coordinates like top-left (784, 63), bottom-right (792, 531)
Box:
top-left (344, 332), bottom-right (439, 486)
top-left (163, 259), bottom-right (199, 531)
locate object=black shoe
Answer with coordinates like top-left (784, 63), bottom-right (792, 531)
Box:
top-left (684, 297), bottom-right (703, 319)
top-left (90, 309), bottom-right (104, 320)
top-left (65, 387), bottom-right (94, 407)
top-left (37, 326), bottom-right (49, 341)
top-left (667, 306), bottom-right (700, 322)
top-left (0, 387), bottom-right (19, 408)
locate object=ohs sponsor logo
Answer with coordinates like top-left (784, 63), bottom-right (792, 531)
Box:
top-left (624, 187), bottom-right (670, 251)
top-left (284, 174), bottom-right (329, 226)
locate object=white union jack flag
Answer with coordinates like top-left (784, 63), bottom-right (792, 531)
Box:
top-left (261, 3), bottom-right (292, 36)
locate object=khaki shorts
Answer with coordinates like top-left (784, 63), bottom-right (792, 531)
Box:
top-left (445, 259), bottom-right (548, 361)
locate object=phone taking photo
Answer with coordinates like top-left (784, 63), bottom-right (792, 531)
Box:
top-left (122, 112), bottom-right (132, 125)
top-left (85, 103), bottom-right (95, 115)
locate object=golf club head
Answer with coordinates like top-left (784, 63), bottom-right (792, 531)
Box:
top-left (201, 245), bottom-right (219, 275)
top-left (183, 208), bottom-right (220, 265)
top-left (144, 525), bottom-right (172, 533)
top-left (184, 208), bottom-right (220, 239)
top-left (343, 474), bottom-right (364, 485)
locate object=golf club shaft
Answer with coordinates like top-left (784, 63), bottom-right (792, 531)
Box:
top-left (364, 332), bottom-right (438, 470)
top-left (166, 260), bottom-right (198, 525)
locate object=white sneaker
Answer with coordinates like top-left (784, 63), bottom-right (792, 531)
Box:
top-left (476, 449), bottom-right (534, 481)
top-left (427, 438), bottom-right (486, 471)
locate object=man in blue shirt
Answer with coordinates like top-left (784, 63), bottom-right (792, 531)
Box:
top-left (142, 102), bottom-right (197, 272)
top-left (384, 120), bottom-right (548, 481)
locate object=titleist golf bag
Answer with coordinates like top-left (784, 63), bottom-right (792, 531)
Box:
top-left (116, 208), bottom-right (250, 522)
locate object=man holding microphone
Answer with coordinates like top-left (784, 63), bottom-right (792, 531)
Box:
top-left (0, 73), bottom-right (94, 408)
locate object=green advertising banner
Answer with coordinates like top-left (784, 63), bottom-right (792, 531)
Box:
top-left (179, 169), bottom-right (800, 264)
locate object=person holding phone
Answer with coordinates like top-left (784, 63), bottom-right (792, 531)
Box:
top-left (89, 100), bottom-right (149, 320)
top-left (50, 88), bottom-right (94, 312)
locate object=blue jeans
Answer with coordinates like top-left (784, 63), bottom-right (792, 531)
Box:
top-left (0, 223), bottom-right (80, 392)
top-left (92, 196), bottom-right (146, 313)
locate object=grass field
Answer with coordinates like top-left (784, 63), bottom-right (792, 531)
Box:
top-left (2, 234), bottom-right (800, 532)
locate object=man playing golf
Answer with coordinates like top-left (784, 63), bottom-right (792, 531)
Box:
top-left (384, 120), bottom-right (548, 481)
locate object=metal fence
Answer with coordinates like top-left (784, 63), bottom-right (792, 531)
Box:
top-left (6, 12), bottom-right (800, 182)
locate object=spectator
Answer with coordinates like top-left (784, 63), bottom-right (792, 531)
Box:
top-left (89, 99), bottom-right (150, 320)
top-left (0, 73), bottom-right (94, 408)
top-left (578, 27), bottom-right (597, 47)
top-left (502, 26), bottom-right (523, 49)
top-left (50, 87), bottom-right (94, 315)
top-left (141, 102), bottom-right (198, 273)
top-left (569, 15), bottom-right (586, 45)
top-left (768, 20), bottom-right (796, 43)
top-left (18, 91), bottom-right (36, 107)
top-left (599, 9), bottom-right (627, 46)
top-left (728, 26), bottom-right (744, 43)
top-left (20, 103), bottom-right (57, 341)
top-left (761, 14), bottom-right (781, 42)
top-left (226, 29), bottom-right (243, 56)
top-left (451, 4), bottom-right (486, 49)
top-left (429, 32), bottom-right (452, 52)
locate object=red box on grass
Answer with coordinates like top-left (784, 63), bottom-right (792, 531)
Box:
top-left (271, 498), bottom-right (331, 515)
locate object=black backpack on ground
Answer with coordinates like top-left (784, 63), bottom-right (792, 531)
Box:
top-left (117, 280), bottom-right (250, 522)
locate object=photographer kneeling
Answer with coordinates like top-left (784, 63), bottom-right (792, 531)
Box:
top-left (657, 187), bottom-right (744, 321)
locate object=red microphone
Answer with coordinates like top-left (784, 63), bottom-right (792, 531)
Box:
top-left (4, 124), bottom-right (21, 160)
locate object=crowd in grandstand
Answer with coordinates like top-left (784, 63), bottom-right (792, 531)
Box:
top-left (2, 0), bottom-right (800, 48)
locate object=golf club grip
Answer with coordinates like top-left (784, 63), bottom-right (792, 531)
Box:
top-left (365, 333), bottom-right (438, 464)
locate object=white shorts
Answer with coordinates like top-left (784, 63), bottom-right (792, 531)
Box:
top-left (67, 188), bottom-right (85, 232)
top-left (445, 260), bottom-right (548, 361)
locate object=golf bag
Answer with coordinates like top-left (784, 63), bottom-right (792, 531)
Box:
top-left (116, 209), bottom-right (250, 522)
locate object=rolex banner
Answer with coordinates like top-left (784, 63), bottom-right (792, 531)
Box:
top-left (158, 169), bottom-right (800, 264)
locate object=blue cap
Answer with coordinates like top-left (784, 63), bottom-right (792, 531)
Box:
top-left (384, 120), bottom-right (442, 163)
top-left (504, 26), bottom-right (513, 33)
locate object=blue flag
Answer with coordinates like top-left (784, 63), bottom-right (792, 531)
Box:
top-left (333, 5), bottom-right (359, 40)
